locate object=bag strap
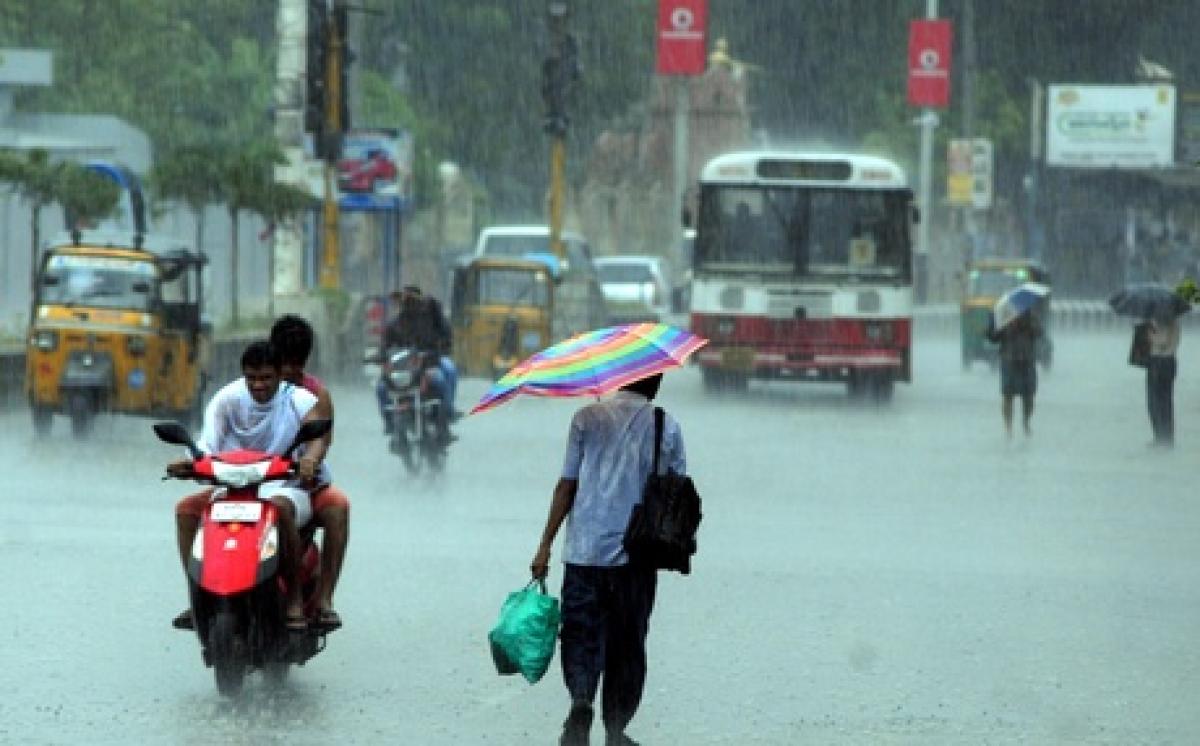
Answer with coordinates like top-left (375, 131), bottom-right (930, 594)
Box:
top-left (652, 407), bottom-right (665, 477)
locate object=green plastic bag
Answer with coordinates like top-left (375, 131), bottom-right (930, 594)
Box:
top-left (488, 579), bottom-right (561, 684)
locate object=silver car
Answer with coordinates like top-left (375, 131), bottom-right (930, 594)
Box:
top-left (595, 255), bottom-right (672, 324)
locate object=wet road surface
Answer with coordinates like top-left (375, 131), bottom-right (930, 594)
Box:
top-left (1, 326), bottom-right (1197, 744)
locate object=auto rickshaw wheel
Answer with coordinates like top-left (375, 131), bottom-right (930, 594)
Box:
top-left (67, 391), bottom-right (94, 439)
top-left (30, 406), bottom-right (52, 437)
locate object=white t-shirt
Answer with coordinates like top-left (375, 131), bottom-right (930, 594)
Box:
top-left (198, 379), bottom-right (330, 484)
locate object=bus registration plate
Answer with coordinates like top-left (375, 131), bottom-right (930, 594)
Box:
top-left (721, 347), bottom-right (755, 371)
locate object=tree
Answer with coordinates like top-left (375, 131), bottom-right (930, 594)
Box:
top-left (219, 141), bottom-right (288, 326)
top-left (55, 161), bottom-right (121, 230)
top-left (151, 144), bottom-right (225, 255)
top-left (0, 149), bottom-right (117, 296)
top-left (0, 149), bottom-right (57, 295)
top-left (254, 181), bottom-right (317, 319)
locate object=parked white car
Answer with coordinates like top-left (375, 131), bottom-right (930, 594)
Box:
top-left (594, 255), bottom-right (672, 324)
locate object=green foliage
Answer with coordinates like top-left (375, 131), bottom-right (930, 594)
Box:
top-left (152, 144), bottom-right (225, 216)
top-left (54, 162), bottom-right (120, 225)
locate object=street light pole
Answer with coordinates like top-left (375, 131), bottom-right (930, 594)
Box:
top-left (916, 0), bottom-right (938, 302)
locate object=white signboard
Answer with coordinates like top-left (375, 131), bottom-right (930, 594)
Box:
top-left (1047, 85), bottom-right (1176, 168)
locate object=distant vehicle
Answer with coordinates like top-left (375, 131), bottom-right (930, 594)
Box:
top-left (472, 225), bottom-right (607, 339)
top-left (26, 230), bottom-right (209, 437)
top-left (960, 258), bottom-right (1052, 371)
top-left (337, 149), bottom-right (397, 193)
top-left (689, 151), bottom-right (916, 401)
top-left (595, 255), bottom-right (672, 324)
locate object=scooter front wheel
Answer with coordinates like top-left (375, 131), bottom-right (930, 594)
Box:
top-left (208, 610), bottom-right (246, 697)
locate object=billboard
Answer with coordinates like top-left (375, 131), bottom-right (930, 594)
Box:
top-left (1046, 85), bottom-right (1176, 168)
top-left (336, 128), bottom-right (414, 211)
top-left (907, 20), bottom-right (952, 108)
top-left (656, 0), bottom-right (707, 76)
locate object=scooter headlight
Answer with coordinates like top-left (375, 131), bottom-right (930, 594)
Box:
top-left (191, 527), bottom-right (205, 561)
top-left (259, 525), bottom-right (278, 561)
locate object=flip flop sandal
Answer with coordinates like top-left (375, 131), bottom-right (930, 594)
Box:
top-left (316, 608), bottom-right (342, 632)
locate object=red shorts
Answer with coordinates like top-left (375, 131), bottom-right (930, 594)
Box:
top-left (175, 484), bottom-right (350, 519)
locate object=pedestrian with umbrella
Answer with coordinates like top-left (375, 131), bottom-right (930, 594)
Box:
top-left (1110, 282), bottom-right (1193, 446)
top-left (987, 282), bottom-right (1048, 438)
top-left (472, 323), bottom-right (705, 746)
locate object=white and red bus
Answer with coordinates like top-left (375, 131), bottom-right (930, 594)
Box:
top-left (689, 151), bottom-right (915, 400)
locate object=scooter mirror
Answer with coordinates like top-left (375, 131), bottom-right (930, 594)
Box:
top-left (153, 421), bottom-right (203, 458)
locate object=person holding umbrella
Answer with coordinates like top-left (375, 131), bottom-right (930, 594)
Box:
top-left (472, 323), bottom-right (705, 746)
top-left (1110, 282), bottom-right (1193, 447)
top-left (988, 283), bottom-right (1048, 438)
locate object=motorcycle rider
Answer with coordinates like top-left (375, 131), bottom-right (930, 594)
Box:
top-left (376, 285), bottom-right (457, 444)
top-left (172, 317), bottom-right (349, 632)
top-left (168, 339), bottom-right (329, 632)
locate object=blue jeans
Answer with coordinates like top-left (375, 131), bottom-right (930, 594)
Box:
top-left (438, 356), bottom-right (458, 413)
top-left (559, 563), bottom-right (657, 735)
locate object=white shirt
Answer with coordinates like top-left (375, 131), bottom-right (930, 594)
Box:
top-left (198, 379), bottom-right (330, 485)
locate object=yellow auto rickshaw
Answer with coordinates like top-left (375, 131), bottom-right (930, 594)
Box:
top-left (26, 230), bottom-right (210, 437)
top-left (450, 256), bottom-right (554, 378)
top-left (960, 257), bottom-right (1052, 371)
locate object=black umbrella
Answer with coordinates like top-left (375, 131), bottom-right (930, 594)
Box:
top-left (1108, 283), bottom-right (1191, 321)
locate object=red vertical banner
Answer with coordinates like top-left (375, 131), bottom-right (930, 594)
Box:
top-left (907, 19), bottom-right (952, 108)
top-left (656, 0), bottom-right (708, 76)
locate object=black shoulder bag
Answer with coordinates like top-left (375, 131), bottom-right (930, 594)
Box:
top-left (622, 407), bottom-right (702, 574)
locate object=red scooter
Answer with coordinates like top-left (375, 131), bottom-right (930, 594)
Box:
top-left (155, 419), bottom-right (332, 697)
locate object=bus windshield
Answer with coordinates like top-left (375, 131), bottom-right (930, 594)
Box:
top-left (695, 185), bottom-right (912, 281)
top-left (38, 254), bottom-right (156, 311)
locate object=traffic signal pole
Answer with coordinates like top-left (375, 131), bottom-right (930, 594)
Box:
top-left (319, 3), bottom-right (344, 290)
top-left (544, 2), bottom-right (574, 262)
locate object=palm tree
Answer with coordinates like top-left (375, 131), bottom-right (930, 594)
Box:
top-left (0, 150), bottom-right (119, 298)
top-left (220, 142), bottom-right (286, 326)
top-left (0, 149), bottom-right (59, 297)
top-left (151, 144), bottom-right (224, 255)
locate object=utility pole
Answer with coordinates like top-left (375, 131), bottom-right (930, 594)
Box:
top-left (543, 1), bottom-right (578, 262)
top-left (318, 1), bottom-right (349, 289)
top-left (916, 0), bottom-right (938, 303)
top-left (961, 0), bottom-right (977, 262)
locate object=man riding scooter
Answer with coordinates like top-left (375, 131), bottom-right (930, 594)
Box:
top-left (375, 285), bottom-right (458, 445)
top-left (173, 318), bottom-right (349, 632)
top-left (169, 340), bottom-right (330, 632)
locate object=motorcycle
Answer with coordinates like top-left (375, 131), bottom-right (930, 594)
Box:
top-left (154, 418), bottom-right (333, 697)
top-left (381, 347), bottom-right (449, 475)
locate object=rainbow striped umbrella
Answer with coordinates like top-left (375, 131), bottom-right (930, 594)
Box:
top-left (470, 323), bottom-right (708, 415)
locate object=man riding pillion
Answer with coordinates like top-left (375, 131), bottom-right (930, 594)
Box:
top-left (270, 315), bottom-right (349, 630)
top-left (376, 285), bottom-right (458, 444)
top-left (169, 340), bottom-right (330, 633)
